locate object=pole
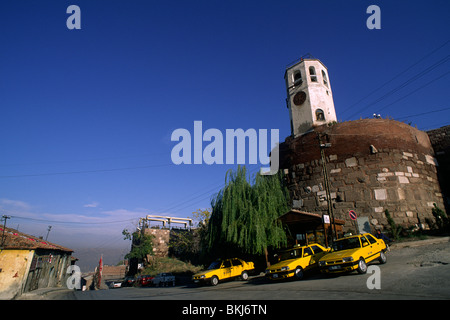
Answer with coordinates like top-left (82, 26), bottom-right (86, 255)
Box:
top-left (1, 215), bottom-right (11, 247)
top-left (318, 134), bottom-right (337, 243)
top-left (45, 226), bottom-right (52, 241)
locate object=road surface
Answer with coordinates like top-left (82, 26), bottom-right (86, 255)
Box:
top-left (43, 239), bottom-right (450, 301)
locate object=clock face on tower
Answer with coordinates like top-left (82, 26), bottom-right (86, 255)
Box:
top-left (293, 91), bottom-right (306, 106)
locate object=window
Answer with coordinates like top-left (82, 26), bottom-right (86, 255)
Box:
top-left (222, 260), bottom-right (232, 268)
top-left (208, 261), bottom-right (221, 270)
top-left (280, 248), bottom-right (302, 261)
top-left (311, 245), bottom-right (323, 253)
top-left (332, 237), bottom-right (361, 251)
top-left (316, 109), bottom-right (325, 121)
top-left (232, 259), bottom-right (243, 266)
top-left (309, 66), bottom-right (317, 82)
top-left (367, 234), bottom-right (378, 244)
top-left (322, 70), bottom-right (329, 87)
top-left (293, 70), bottom-right (302, 85)
top-left (304, 247), bottom-right (313, 257)
top-left (361, 236), bottom-right (370, 247)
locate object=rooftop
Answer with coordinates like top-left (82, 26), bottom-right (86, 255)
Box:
top-left (0, 226), bottom-right (73, 253)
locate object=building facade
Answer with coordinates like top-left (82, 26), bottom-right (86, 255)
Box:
top-left (0, 227), bottom-right (74, 299)
top-left (285, 57), bottom-right (337, 137)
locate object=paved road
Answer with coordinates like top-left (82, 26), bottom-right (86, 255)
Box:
top-left (47, 239), bottom-right (450, 301)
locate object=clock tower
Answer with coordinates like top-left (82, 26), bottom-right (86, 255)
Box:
top-left (284, 57), bottom-right (337, 137)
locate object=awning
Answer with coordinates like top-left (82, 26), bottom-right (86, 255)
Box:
top-left (278, 209), bottom-right (345, 225)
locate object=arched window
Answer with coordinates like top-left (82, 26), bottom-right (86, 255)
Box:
top-left (316, 109), bottom-right (325, 121)
top-left (322, 70), bottom-right (329, 88)
top-left (293, 70), bottom-right (302, 85)
top-left (309, 66), bottom-right (317, 82)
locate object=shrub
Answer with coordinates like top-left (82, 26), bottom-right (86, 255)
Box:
top-left (385, 209), bottom-right (403, 240)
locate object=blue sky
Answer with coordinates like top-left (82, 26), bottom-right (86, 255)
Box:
top-left (0, 0), bottom-right (449, 270)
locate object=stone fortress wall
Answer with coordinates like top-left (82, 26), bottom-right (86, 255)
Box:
top-left (426, 124), bottom-right (450, 213)
top-left (279, 119), bottom-right (446, 232)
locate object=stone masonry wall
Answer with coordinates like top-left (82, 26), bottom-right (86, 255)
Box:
top-left (280, 119), bottom-right (446, 233)
top-left (145, 228), bottom-right (170, 257)
top-left (427, 125), bottom-right (450, 213)
top-left (143, 228), bottom-right (197, 258)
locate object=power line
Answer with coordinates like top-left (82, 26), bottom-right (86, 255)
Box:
top-left (373, 70), bottom-right (450, 115)
top-left (340, 40), bottom-right (449, 117)
top-left (394, 107), bottom-right (450, 121)
top-left (8, 214), bottom-right (139, 225)
top-left (345, 56), bottom-right (450, 120)
top-left (146, 165), bottom-right (262, 216)
top-left (4, 165), bottom-right (262, 227)
top-left (0, 151), bottom-right (169, 168)
top-left (0, 163), bottom-right (174, 179)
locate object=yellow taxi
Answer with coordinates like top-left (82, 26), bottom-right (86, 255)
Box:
top-left (318, 233), bottom-right (387, 274)
top-left (192, 258), bottom-right (255, 286)
top-left (265, 243), bottom-right (330, 280)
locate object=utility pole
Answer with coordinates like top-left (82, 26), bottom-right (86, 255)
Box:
top-left (1, 215), bottom-right (11, 248)
top-left (317, 133), bottom-right (337, 244)
top-left (45, 225), bottom-right (52, 241)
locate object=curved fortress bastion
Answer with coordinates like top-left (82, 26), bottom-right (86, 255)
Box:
top-left (279, 119), bottom-right (446, 232)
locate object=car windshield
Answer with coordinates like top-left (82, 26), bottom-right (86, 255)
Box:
top-left (332, 237), bottom-right (361, 251)
top-left (279, 248), bottom-right (302, 261)
top-left (208, 261), bottom-right (222, 270)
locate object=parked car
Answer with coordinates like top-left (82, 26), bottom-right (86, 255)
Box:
top-left (108, 280), bottom-right (122, 289)
top-left (122, 276), bottom-right (136, 287)
top-left (152, 272), bottom-right (176, 286)
top-left (192, 258), bottom-right (255, 286)
top-left (265, 243), bottom-right (330, 280)
top-left (319, 233), bottom-right (387, 274)
top-left (138, 275), bottom-right (154, 287)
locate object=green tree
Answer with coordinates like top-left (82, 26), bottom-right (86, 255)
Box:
top-left (432, 203), bottom-right (449, 231)
top-left (122, 229), bottom-right (154, 265)
top-left (192, 208), bottom-right (211, 227)
top-left (205, 166), bottom-right (290, 267)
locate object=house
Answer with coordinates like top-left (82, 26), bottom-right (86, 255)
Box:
top-left (0, 226), bottom-right (75, 300)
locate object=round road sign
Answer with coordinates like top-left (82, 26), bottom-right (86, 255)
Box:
top-left (349, 210), bottom-right (357, 220)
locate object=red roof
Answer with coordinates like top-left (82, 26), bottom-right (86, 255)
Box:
top-left (0, 227), bottom-right (73, 253)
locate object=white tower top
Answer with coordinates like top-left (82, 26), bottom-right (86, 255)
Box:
top-left (284, 57), bottom-right (337, 137)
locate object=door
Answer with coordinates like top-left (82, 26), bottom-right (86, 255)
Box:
top-left (302, 247), bottom-right (314, 270)
top-left (360, 235), bottom-right (373, 260)
top-left (231, 259), bottom-right (244, 277)
top-left (310, 245), bottom-right (328, 266)
top-left (221, 260), bottom-right (232, 279)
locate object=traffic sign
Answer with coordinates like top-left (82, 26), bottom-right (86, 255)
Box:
top-left (349, 210), bottom-right (357, 220)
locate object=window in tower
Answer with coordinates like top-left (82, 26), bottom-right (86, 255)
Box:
top-left (309, 66), bottom-right (317, 82)
top-left (322, 70), bottom-right (329, 88)
top-left (316, 109), bottom-right (325, 121)
top-left (293, 70), bottom-right (302, 86)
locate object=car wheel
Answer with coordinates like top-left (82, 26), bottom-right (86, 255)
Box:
top-left (241, 271), bottom-right (249, 281)
top-left (378, 251), bottom-right (387, 264)
top-left (357, 258), bottom-right (367, 274)
top-left (211, 276), bottom-right (219, 286)
top-left (294, 267), bottom-right (304, 280)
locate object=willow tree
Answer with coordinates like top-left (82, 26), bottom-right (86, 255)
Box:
top-left (206, 166), bottom-right (290, 267)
